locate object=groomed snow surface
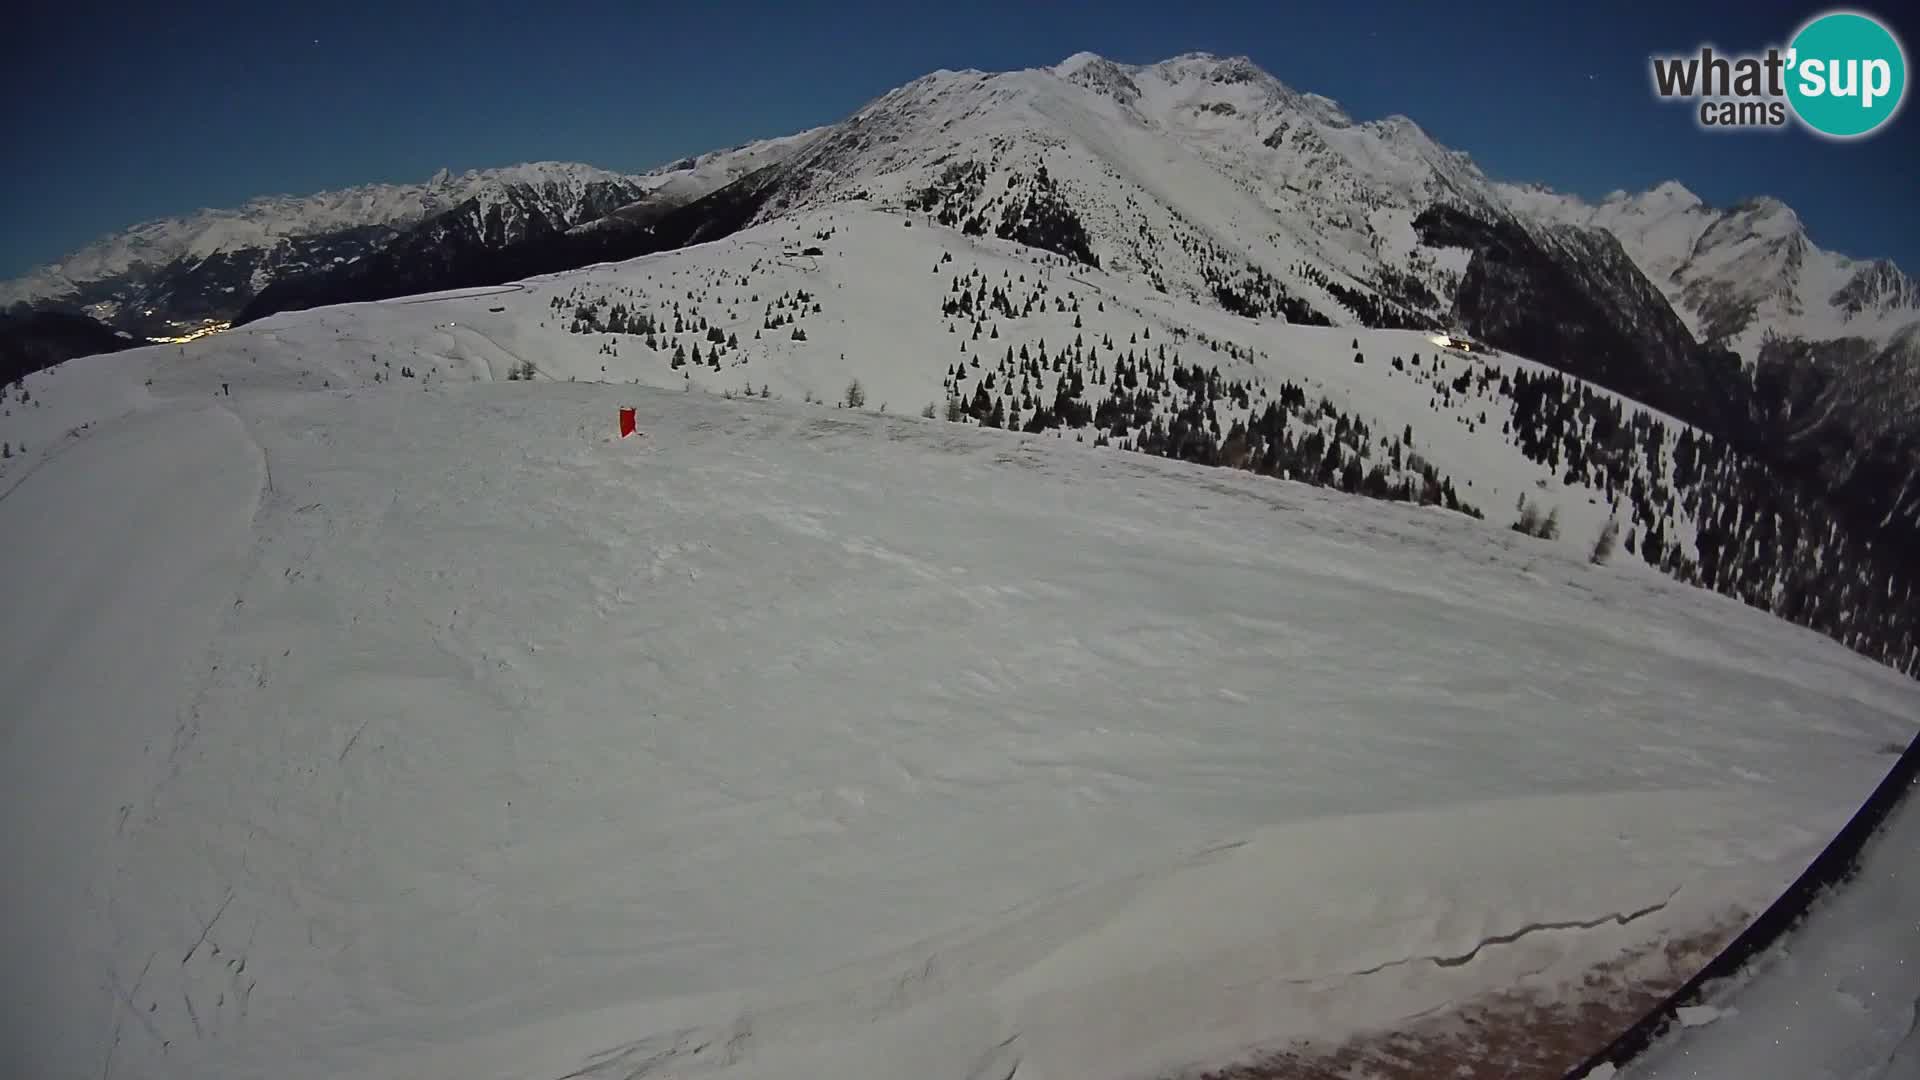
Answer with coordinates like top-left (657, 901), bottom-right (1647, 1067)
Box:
top-left (2, 223), bottom-right (1917, 1079)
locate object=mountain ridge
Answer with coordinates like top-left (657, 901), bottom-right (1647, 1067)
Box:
top-left (0, 137), bottom-right (819, 338)
top-left (7, 50), bottom-right (1918, 559)
top-left (6, 52), bottom-right (1909, 355)
top-left (231, 50), bottom-right (1920, 622)
top-left (1496, 177), bottom-right (1918, 356)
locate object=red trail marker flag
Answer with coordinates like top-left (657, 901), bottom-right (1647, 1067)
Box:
top-left (618, 407), bottom-right (637, 438)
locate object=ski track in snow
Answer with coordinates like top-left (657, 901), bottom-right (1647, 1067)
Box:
top-left (1, 210), bottom-right (1917, 1080)
top-left (0, 401), bottom-right (265, 1080)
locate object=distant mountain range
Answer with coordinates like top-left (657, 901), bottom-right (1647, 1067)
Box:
top-left (6, 51), bottom-right (1919, 574)
top-left (0, 134), bottom-right (817, 341)
top-left (10, 56), bottom-right (1914, 360)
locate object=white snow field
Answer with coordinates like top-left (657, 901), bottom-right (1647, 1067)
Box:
top-left (1613, 780), bottom-right (1919, 1080)
top-left (2, 212), bottom-right (1918, 1080)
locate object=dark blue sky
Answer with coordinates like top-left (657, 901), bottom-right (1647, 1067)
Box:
top-left (5, 1), bottom-right (1915, 278)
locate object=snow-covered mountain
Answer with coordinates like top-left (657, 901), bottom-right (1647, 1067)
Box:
top-left (602, 127), bottom-right (828, 217)
top-left (747, 51), bottom-right (1512, 325)
top-left (0, 140), bottom-right (816, 338)
top-left (3, 213), bottom-right (1917, 1079)
top-left (17, 50), bottom-right (1910, 395)
top-left (565, 52), bottom-right (1875, 447)
top-left (8, 49), bottom-right (1920, 1080)
top-left (670, 51), bottom-right (1915, 573)
top-left (1494, 179), bottom-right (1920, 547)
top-left (690, 48), bottom-right (1911, 393)
top-left (1499, 180), bottom-right (1920, 359)
top-left (11, 50), bottom-right (1920, 588)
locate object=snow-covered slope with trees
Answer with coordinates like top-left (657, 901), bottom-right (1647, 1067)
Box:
top-left (14, 50), bottom-right (1912, 398)
top-left (4, 206), bottom-right (1918, 1080)
top-left (744, 51), bottom-right (1505, 332)
top-left (14, 51), bottom-right (1916, 557)
top-left (6, 49), bottom-right (1919, 1080)
top-left (645, 51), bottom-right (1916, 673)
top-left (9, 205), bottom-right (1914, 673)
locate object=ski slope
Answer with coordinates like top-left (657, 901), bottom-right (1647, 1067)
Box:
top-left (20, 205), bottom-right (1707, 568)
top-left (2, 219), bottom-right (1918, 1080)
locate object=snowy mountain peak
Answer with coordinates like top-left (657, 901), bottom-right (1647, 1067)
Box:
top-left (1052, 50), bottom-right (1108, 77)
top-left (1728, 195), bottom-right (1800, 230)
top-left (1365, 113), bottom-right (1437, 147)
top-left (1044, 49), bottom-right (1257, 78)
top-left (1198, 54), bottom-right (1269, 85)
top-left (1646, 179), bottom-right (1703, 208)
top-left (1146, 51), bottom-right (1286, 93)
top-left (627, 127), bottom-right (829, 203)
top-left (1157, 50), bottom-right (1256, 71)
top-left (1057, 52), bottom-right (1144, 103)
top-left (1832, 258), bottom-right (1920, 316)
top-left (1595, 180), bottom-right (1702, 214)
top-left (745, 46), bottom-right (1531, 300)
top-left (1498, 173), bottom-right (1913, 356)
top-left (455, 160), bottom-right (635, 191)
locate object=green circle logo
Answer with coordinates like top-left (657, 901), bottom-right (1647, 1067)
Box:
top-left (1786, 10), bottom-right (1907, 138)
